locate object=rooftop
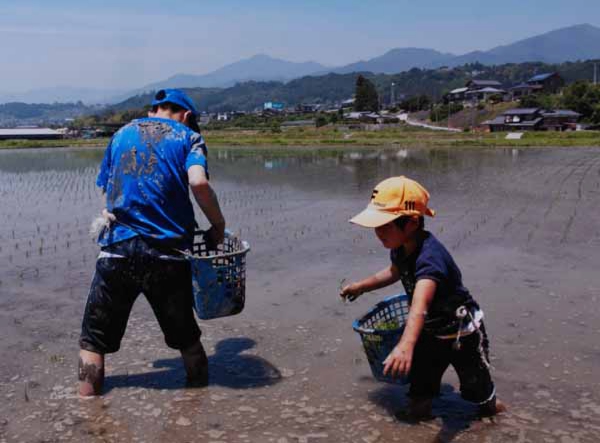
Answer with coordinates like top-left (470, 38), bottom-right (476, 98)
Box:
top-left (542, 110), bottom-right (582, 117)
top-left (466, 87), bottom-right (505, 94)
top-left (528, 73), bottom-right (556, 82)
top-left (467, 79), bottom-right (503, 87)
top-left (449, 87), bottom-right (469, 94)
top-left (509, 83), bottom-right (543, 90)
top-left (483, 116), bottom-right (506, 125)
top-left (503, 108), bottom-right (541, 115)
top-left (0, 128), bottom-right (61, 136)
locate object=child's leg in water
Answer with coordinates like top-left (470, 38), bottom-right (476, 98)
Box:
top-left (394, 397), bottom-right (434, 422)
top-left (410, 397), bottom-right (434, 419)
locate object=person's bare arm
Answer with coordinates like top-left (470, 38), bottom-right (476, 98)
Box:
top-left (383, 278), bottom-right (436, 378)
top-left (188, 165), bottom-right (225, 244)
top-left (340, 264), bottom-right (400, 301)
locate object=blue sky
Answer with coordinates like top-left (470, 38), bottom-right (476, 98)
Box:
top-left (1, 0), bottom-right (599, 91)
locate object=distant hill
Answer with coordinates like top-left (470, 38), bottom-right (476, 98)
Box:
top-left (327, 48), bottom-right (456, 74)
top-left (136, 54), bottom-right (327, 92)
top-left (0, 101), bottom-right (96, 127)
top-left (0, 87), bottom-right (125, 105)
top-left (327, 24), bottom-right (600, 74)
top-left (105, 59), bottom-right (600, 115)
top-left (5, 23), bottom-right (600, 106)
top-left (133, 24), bottom-right (600, 97)
top-left (451, 24), bottom-right (600, 66)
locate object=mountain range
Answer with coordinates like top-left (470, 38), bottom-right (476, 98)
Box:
top-left (0, 87), bottom-right (125, 106)
top-left (137, 54), bottom-right (326, 92)
top-left (3, 23), bottom-right (600, 104)
top-left (325, 23), bottom-right (600, 74)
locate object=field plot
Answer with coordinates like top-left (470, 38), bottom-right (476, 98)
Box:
top-left (1, 146), bottom-right (600, 442)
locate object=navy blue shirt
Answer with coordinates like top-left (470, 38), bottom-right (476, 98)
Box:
top-left (390, 231), bottom-right (478, 335)
top-left (96, 117), bottom-right (208, 250)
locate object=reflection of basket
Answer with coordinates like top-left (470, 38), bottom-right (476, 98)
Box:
top-left (353, 294), bottom-right (410, 384)
top-left (189, 230), bottom-right (250, 320)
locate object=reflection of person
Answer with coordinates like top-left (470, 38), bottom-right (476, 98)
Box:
top-left (78, 89), bottom-right (226, 397)
top-left (340, 176), bottom-right (505, 420)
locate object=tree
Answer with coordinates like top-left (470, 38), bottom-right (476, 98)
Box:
top-left (561, 81), bottom-right (600, 120)
top-left (399, 95), bottom-right (431, 112)
top-left (354, 75), bottom-right (379, 112)
top-left (315, 115), bottom-right (328, 127)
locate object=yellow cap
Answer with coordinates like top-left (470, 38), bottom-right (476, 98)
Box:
top-left (350, 176), bottom-right (435, 228)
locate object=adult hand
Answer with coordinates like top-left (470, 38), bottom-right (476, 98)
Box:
top-left (339, 283), bottom-right (363, 302)
top-left (101, 208), bottom-right (116, 226)
top-left (205, 225), bottom-right (225, 251)
top-left (383, 342), bottom-right (414, 378)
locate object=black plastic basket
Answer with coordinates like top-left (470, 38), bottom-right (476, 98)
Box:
top-left (353, 294), bottom-right (410, 384)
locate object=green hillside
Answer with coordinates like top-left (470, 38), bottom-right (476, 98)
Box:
top-left (108, 60), bottom-right (600, 115)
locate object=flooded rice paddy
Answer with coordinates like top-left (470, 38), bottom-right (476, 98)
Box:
top-left (1, 145), bottom-right (600, 442)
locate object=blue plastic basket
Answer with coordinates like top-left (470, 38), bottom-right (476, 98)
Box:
top-left (189, 230), bottom-right (250, 320)
top-left (353, 294), bottom-right (410, 384)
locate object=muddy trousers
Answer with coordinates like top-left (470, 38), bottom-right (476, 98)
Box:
top-left (79, 236), bottom-right (201, 354)
top-left (408, 323), bottom-right (495, 405)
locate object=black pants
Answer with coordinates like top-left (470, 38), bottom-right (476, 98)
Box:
top-left (409, 324), bottom-right (495, 404)
top-left (80, 237), bottom-right (201, 354)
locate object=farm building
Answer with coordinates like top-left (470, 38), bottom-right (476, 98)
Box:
top-left (0, 128), bottom-right (63, 140)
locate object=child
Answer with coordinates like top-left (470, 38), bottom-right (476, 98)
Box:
top-left (340, 176), bottom-right (505, 420)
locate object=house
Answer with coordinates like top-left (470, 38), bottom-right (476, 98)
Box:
top-left (484, 108), bottom-right (544, 132)
top-left (263, 101), bottom-right (285, 111)
top-left (340, 98), bottom-right (355, 109)
top-left (296, 104), bottom-right (321, 113)
top-left (484, 108), bottom-right (581, 132)
top-left (510, 73), bottom-right (565, 99)
top-left (465, 79), bottom-right (503, 90)
top-left (448, 80), bottom-right (505, 103)
top-left (527, 73), bottom-right (565, 94)
top-left (465, 87), bottom-right (506, 102)
top-left (541, 110), bottom-right (581, 131)
top-left (446, 87), bottom-right (469, 103)
top-left (216, 113), bottom-right (229, 121)
top-left (509, 82), bottom-right (542, 99)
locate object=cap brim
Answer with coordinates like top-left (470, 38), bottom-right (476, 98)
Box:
top-left (349, 207), bottom-right (400, 228)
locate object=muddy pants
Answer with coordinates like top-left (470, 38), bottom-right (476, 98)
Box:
top-left (409, 323), bottom-right (495, 404)
top-left (79, 236), bottom-right (201, 354)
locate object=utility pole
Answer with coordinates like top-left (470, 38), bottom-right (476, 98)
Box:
top-left (594, 62), bottom-right (598, 85)
top-left (391, 82), bottom-right (395, 108)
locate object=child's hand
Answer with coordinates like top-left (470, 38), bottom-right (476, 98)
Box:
top-left (383, 342), bottom-right (414, 378)
top-left (339, 283), bottom-right (364, 302)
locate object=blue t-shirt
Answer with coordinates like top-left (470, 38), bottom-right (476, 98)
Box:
top-left (96, 117), bottom-right (208, 250)
top-left (390, 231), bottom-right (478, 335)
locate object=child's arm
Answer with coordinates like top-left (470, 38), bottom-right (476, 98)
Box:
top-left (383, 278), bottom-right (436, 378)
top-left (340, 264), bottom-right (400, 301)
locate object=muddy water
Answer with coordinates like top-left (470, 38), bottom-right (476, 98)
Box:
top-left (1, 146), bottom-right (600, 443)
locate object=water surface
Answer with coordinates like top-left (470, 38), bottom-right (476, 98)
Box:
top-left (1, 146), bottom-right (599, 442)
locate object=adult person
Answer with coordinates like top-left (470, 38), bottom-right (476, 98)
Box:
top-left (78, 89), bottom-right (225, 397)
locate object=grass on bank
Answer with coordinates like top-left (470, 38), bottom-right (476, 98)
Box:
top-left (0, 138), bottom-right (108, 150)
top-left (0, 125), bottom-right (599, 150)
top-left (204, 125), bottom-right (600, 148)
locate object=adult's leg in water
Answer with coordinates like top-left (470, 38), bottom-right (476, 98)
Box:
top-left (78, 349), bottom-right (105, 397)
top-left (181, 340), bottom-right (209, 387)
top-left (478, 396), bottom-right (507, 417)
